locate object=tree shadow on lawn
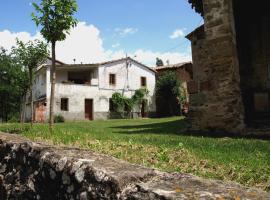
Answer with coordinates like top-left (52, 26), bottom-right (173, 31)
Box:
top-left (111, 118), bottom-right (270, 140)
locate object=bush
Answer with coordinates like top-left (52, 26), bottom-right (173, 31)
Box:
top-left (156, 71), bottom-right (182, 117)
top-left (54, 115), bottom-right (65, 123)
top-left (7, 116), bottom-right (20, 123)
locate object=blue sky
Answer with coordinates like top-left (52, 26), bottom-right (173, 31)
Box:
top-left (0, 0), bottom-right (202, 65)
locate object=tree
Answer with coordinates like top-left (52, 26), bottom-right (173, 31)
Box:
top-left (12, 39), bottom-right (49, 126)
top-left (156, 57), bottom-right (164, 66)
top-left (156, 71), bottom-right (182, 117)
top-left (0, 48), bottom-right (28, 122)
top-left (32, 0), bottom-right (78, 130)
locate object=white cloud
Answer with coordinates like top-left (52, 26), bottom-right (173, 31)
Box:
top-left (115, 27), bottom-right (138, 37)
top-left (0, 22), bottom-right (191, 66)
top-left (130, 49), bottom-right (191, 66)
top-left (0, 30), bottom-right (43, 52)
top-left (170, 29), bottom-right (186, 39)
top-left (56, 22), bottom-right (105, 63)
top-left (112, 43), bottom-right (120, 48)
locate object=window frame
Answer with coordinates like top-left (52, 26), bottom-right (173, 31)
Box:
top-left (109, 73), bottom-right (116, 86)
top-left (60, 98), bottom-right (69, 111)
top-left (141, 76), bottom-right (147, 87)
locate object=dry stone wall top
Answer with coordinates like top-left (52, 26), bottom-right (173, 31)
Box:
top-left (0, 132), bottom-right (269, 200)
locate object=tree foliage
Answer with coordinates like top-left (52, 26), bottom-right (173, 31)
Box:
top-left (156, 57), bottom-right (164, 66)
top-left (0, 48), bottom-right (28, 122)
top-left (32, 0), bottom-right (78, 43)
top-left (12, 39), bottom-right (49, 125)
top-left (156, 71), bottom-right (182, 117)
top-left (111, 88), bottom-right (149, 118)
top-left (32, 0), bottom-right (78, 130)
top-left (13, 39), bottom-right (49, 71)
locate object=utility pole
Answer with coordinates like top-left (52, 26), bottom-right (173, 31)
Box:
top-left (126, 53), bottom-right (130, 90)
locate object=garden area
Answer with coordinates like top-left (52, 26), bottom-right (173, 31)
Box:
top-left (0, 117), bottom-right (269, 191)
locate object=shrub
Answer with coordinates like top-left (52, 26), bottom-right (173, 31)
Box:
top-left (111, 89), bottom-right (149, 118)
top-left (156, 71), bottom-right (182, 117)
top-left (54, 115), bottom-right (65, 123)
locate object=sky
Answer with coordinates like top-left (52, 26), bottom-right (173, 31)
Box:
top-left (0, 0), bottom-right (202, 66)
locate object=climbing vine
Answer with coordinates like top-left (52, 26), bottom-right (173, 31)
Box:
top-left (111, 88), bottom-right (149, 118)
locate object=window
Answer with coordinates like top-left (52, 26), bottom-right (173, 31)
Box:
top-left (141, 76), bottom-right (147, 87)
top-left (109, 98), bottom-right (114, 112)
top-left (109, 74), bottom-right (116, 85)
top-left (61, 98), bottom-right (69, 111)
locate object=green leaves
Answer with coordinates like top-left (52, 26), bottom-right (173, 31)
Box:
top-left (156, 71), bottom-right (181, 98)
top-left (111, 89), bottom-right (149, 116)
top-left (12, 39), bottom-right (49, 70)
top-left (156, 71), bottom-right (182, 116)
top-left (0, 48), bottom-right (29, 121)
top-left (32, 0), bottom-right (78, 43)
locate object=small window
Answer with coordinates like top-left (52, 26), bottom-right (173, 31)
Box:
top-left (141, 77), bottom-right (147, 87)
top-left (109, 74), bottom-right (116, 85)
top-left (61, 98), bottom-right (69, 111)
top-left (109, 98), bottom-right (114, 112)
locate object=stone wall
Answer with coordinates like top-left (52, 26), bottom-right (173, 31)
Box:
top-left (187, 0), bottom-right (246, 133)
top-left (0, 133), bottom-right (269, 200)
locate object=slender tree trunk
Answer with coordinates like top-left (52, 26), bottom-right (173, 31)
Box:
top-left (20, 94), bottom-right (26, 124)
top-left (20, 95), bottom-right (23, 124)
top-left (49, 41), bottom-right (56, 132)
top-left (29, 68), bottom-right (34, 127)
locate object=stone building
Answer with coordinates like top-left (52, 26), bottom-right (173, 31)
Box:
top-left (186, 0), bottom-right (270, 133)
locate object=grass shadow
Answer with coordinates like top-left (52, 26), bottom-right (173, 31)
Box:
top-left (111, 118), bottom-right (270, 140)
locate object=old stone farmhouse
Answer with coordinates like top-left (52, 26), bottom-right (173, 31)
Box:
top-left (24, 57), bottom-right (156, 122)
top-left (186, 0), bottom-right (270, 133)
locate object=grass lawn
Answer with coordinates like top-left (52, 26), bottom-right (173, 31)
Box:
top-left (0, 117), bottom-right (269, 191)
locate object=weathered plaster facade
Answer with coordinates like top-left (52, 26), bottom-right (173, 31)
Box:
top-left (25, 58), bottom-right (156, 122)
top-left (187, 0), bottom-right (270, 133)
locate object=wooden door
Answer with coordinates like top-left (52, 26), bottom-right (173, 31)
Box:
top-left (34, 101), bottom-right (46, 123)
top-left (141, 100), bottom-right (148, 118)
top-left (85, 99), bottom-right (93, 120)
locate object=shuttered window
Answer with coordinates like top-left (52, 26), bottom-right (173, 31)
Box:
top-left (61, 98), bottom-right (69, 111)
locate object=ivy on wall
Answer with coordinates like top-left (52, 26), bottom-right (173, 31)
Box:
top-left (111, 88), bottom-right (149, 118)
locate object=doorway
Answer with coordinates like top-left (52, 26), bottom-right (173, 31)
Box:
top-left (34, 101), bottom-right (46, 123)
top-left (85, 99), bottom-right (93, 120)
top-left (141, 99), bottom-right (148, 118)
top-left (233, 0), bottom-right (270, 127)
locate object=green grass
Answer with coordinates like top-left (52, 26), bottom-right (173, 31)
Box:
top-left (0, 117), bottom-right (269, 191)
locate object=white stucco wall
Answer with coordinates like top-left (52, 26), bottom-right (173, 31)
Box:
top-left (98, 60), bottom-right (156, 111)
top-left (32, 59), bottom-right (156, 121)
top-left (33, 69), bottom-right (47, 99)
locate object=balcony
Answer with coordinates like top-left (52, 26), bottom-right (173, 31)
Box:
top-left (55, 81), bottom-right (99, 96)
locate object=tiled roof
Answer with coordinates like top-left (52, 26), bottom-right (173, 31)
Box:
top-left (155, 62), bottom-right (192, 71)
top-left (186, 25), bottom-right (205, 41)
top-left (47, 57), bottom-right (66, 65)
top-left (42, 57), bottom-right (156, 73)
top-left (97, 57), bottom-right (156, 73)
